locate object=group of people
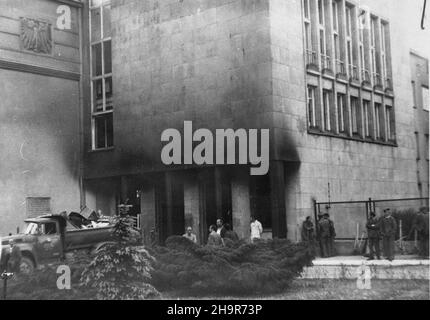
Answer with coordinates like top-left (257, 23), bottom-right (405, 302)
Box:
top-left (301, 207), bottom-right (429, 261)
top-left (367, 207), bottom-right (429, 260)
top-left (182, 216), bottom-right (264, 246)
top-left (301, 213), bottom-right (336, 258)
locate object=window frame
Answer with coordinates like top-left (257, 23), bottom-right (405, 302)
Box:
top-left (89, 0), bottom-right (114, 150)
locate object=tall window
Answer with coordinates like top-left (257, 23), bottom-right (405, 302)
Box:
top-left (380, 22), bottom-right (388, 85)
top-left (374, 103), bottom-right (383, 139)
top-left (358, 12), bottom-right (366, 80)
top-left (345, 5), bottom-right (354, 76)
top-left (307, 85), bottom-right (317, 128)
top-left (90, 0), bottom-right (113, 150)
top-left (363, 100), bottom-right (372, 138)
top-left (332, 1), bottom-right (342, 73)
top-left (337, 93), bottom-right (347, 133)
top-left (370, 17), bottom-right (380, 86)
top-left (385, 105), bottom-right (394, 141)
top-left (350, 97), bottom-right (361, 135)
top-left (318, 0), bottom-right (329, 69)
top-left (304, 0), bottom-right (312, 51)
top-left (323, 90), bottom-right (332, 131)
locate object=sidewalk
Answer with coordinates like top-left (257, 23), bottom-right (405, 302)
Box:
top-left (301, 256), bottom-right (430, 280)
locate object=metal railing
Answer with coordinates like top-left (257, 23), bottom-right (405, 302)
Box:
top-left (361, 69), bottom-right (371, 83)
top-left (335, 59), bottom-right (346, 75)
top-left (349, 64), bottom-right (359, 80)
top-left (373, 73), bottom-right (383, 87)
top-left (314, 197), bottom-right (429, 241)
top-left (321, 54), bottom-right (332, 70)
top-left (130, 215), bottom-right (141, 230)
top-left (305, 49), bottom-right (318, 67)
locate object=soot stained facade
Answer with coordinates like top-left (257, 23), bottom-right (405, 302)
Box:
top-left (1, 0), bottom-right (429, 244)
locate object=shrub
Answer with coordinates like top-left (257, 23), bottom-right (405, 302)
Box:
top-left (149, 236), bottom-right (314, 296)
top-left (6, 253), bottom-right (95, 300)
top-left (79, 213), bottom-right (160, 300)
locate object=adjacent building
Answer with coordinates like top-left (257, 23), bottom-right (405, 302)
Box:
top-left (0, 0), bottom-right (83, 235)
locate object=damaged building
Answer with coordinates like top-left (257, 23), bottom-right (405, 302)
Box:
top-left (0, 0), bottom-right (429, 244)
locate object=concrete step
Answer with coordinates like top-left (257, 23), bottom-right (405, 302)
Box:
top-left (301, 256), bottom-right (430, 280)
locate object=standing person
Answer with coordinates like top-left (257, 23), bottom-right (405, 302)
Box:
top-left (318, 214), bottom-right (331, 258)
top-left (380, 208), bottom-right (397, 261)
top-left (207, 225), bottom-right (223, 247)
top-left (327, 214), bottom-right (337, 257)
top-left (216, 219), bottom-right (227, 239)
top-left (250, 216), bottom-right (263, 243)
top-left (316, 213), bottom-right (324, 257)
top-left (223, 223), bottom-right (239, 242)
top-left (183, 226), bottom-right (197, 244)
top-left (366, 212), bottom-right (381, 260)
top-left (301, 217), bottom-right (315, 242)
top-left (7, 240), bottom-right (22, 273)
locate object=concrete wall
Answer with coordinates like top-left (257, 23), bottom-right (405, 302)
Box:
top-left (84, 0), bottom-right (275, 178)
top-left (0, 0), bottom-right (82, 235)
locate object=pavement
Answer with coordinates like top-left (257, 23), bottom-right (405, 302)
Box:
top-left (312, 255), bottom-right (430, 266)
top-left (301, 256), bottom-right (430, 280)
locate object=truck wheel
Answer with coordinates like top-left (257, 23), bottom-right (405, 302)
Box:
top-left (19, 257), bottom-right (35, 274)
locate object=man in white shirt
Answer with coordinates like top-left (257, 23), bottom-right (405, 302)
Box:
top-left (250, 216), bottom-right (263, 242)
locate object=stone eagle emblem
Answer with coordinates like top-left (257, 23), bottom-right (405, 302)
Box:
top-left (20, 18), bottom-right (52, 54)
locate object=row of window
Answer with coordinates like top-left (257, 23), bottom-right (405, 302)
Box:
top-left (303, 0), bottom-right (392, 89)
top-left (307, 85), bottom-right (395, 142)
top-left (90, 0), bottom-right (113, 150)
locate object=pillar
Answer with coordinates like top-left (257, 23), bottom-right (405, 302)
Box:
top-left (184, 174), bottom-right (201, 244)
top-left (140, 183), bottom-right (156, 245)
top-left (270, 161), bottom-right (287, 239)
top-left (231, 167), bottom-right (251, 240)
top-left (165, 172), bottom-right (174, 237)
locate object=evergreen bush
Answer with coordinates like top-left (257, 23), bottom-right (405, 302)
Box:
top-left (149, 236), bottom-right (314, 296)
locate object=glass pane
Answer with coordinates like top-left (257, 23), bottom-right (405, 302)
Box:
top-left (106, 113), bottom-right (114, 147)
top-left (104, 40), bottom-right (112, 74)
top-left (95, 115), bottom-right (107, 149)
top-left (91, 8), bottom-right (101, 42)
top-left (93, 79), bottom-right (103, 112)
top-left (103, 5), bottom-right (111, 38)
top-left (105, 77), bottom-right (113, 109)
top-left (92, 43), bottom-right (102, 76)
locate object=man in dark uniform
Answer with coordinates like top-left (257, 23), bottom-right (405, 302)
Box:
top-left (316, 213), bottom-right (324, 257)
top-left (318, 214), bottom-right (331, 257)
top-left (380, 208), bottom-right (397, 261)
top-left (301, 216), bottom-right (315, 242)
top-left (366, 212), bottom-right (381, 260)
top-left (327, 214), bottom-right (336, 257)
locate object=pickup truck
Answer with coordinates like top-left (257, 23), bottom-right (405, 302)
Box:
top-left (0, 212), bottom-right (116, 274)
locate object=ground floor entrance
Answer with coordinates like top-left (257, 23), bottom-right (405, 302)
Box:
top-left (84, 161), bottom-right (294, 245)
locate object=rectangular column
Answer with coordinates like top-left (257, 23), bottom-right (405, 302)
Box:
top-left (165, 172), bottom-right (174, 237)
top-left (270, 161), bottom-right (287, 239)
top-left (231, 167), bottom-right (251, 240)
top-left (184, 174), bottom-right (201, 244)
top-left (140, 183), bottom-right (156, 245)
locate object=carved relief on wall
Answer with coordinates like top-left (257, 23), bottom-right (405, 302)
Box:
top-left (20, 18), bottom-right (52, 54)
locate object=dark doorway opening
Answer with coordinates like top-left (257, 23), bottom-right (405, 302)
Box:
top-left (250, 174), bottom-right (272, 231)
